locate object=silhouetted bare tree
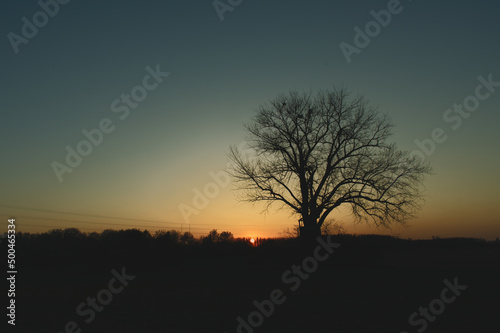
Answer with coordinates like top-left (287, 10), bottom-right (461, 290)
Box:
top-left (321, 219), bottom-right (346, 235)
top-left (228, 87), bottom-right (431, 240)
top-left (219, 231), bottom-right (234, 242)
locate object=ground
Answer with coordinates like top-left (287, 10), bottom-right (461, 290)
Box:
top-left (11, 237), bottom-right (500, 333)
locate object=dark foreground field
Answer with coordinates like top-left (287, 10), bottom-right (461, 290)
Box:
top-left (7, 231), bottom-right (500, 332)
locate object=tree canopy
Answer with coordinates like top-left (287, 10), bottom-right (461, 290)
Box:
top-left (228, 87), bottom-right (432, 239)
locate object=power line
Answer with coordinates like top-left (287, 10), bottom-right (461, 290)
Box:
top-left (3, 214), bottom-right (284, 232)
top-left (5, 220), bottom-right (209, 235)
top-left (2, 214), bottom-right (284, 232)
top-left (0, 203), bottom-right (286, 228)
top-left (7, 215), bottom-right (172, 229)
top-left (0, 203), bottom-right (181, 226)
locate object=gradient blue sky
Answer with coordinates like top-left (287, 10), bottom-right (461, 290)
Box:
top-left (1, 0), bottom-right (499, 238)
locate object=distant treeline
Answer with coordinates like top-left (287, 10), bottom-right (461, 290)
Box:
top-left (5, 228), bottom-right (499, 272)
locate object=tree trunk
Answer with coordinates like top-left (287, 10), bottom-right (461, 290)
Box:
top-left (300, 215), bottom-right (321, 242)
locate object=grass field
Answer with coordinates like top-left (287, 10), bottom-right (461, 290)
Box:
top-left (11, 234), bottom-right (500, 332)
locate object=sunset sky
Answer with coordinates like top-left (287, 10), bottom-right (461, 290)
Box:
top-left (1, 0), bottom-right (499, 239)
